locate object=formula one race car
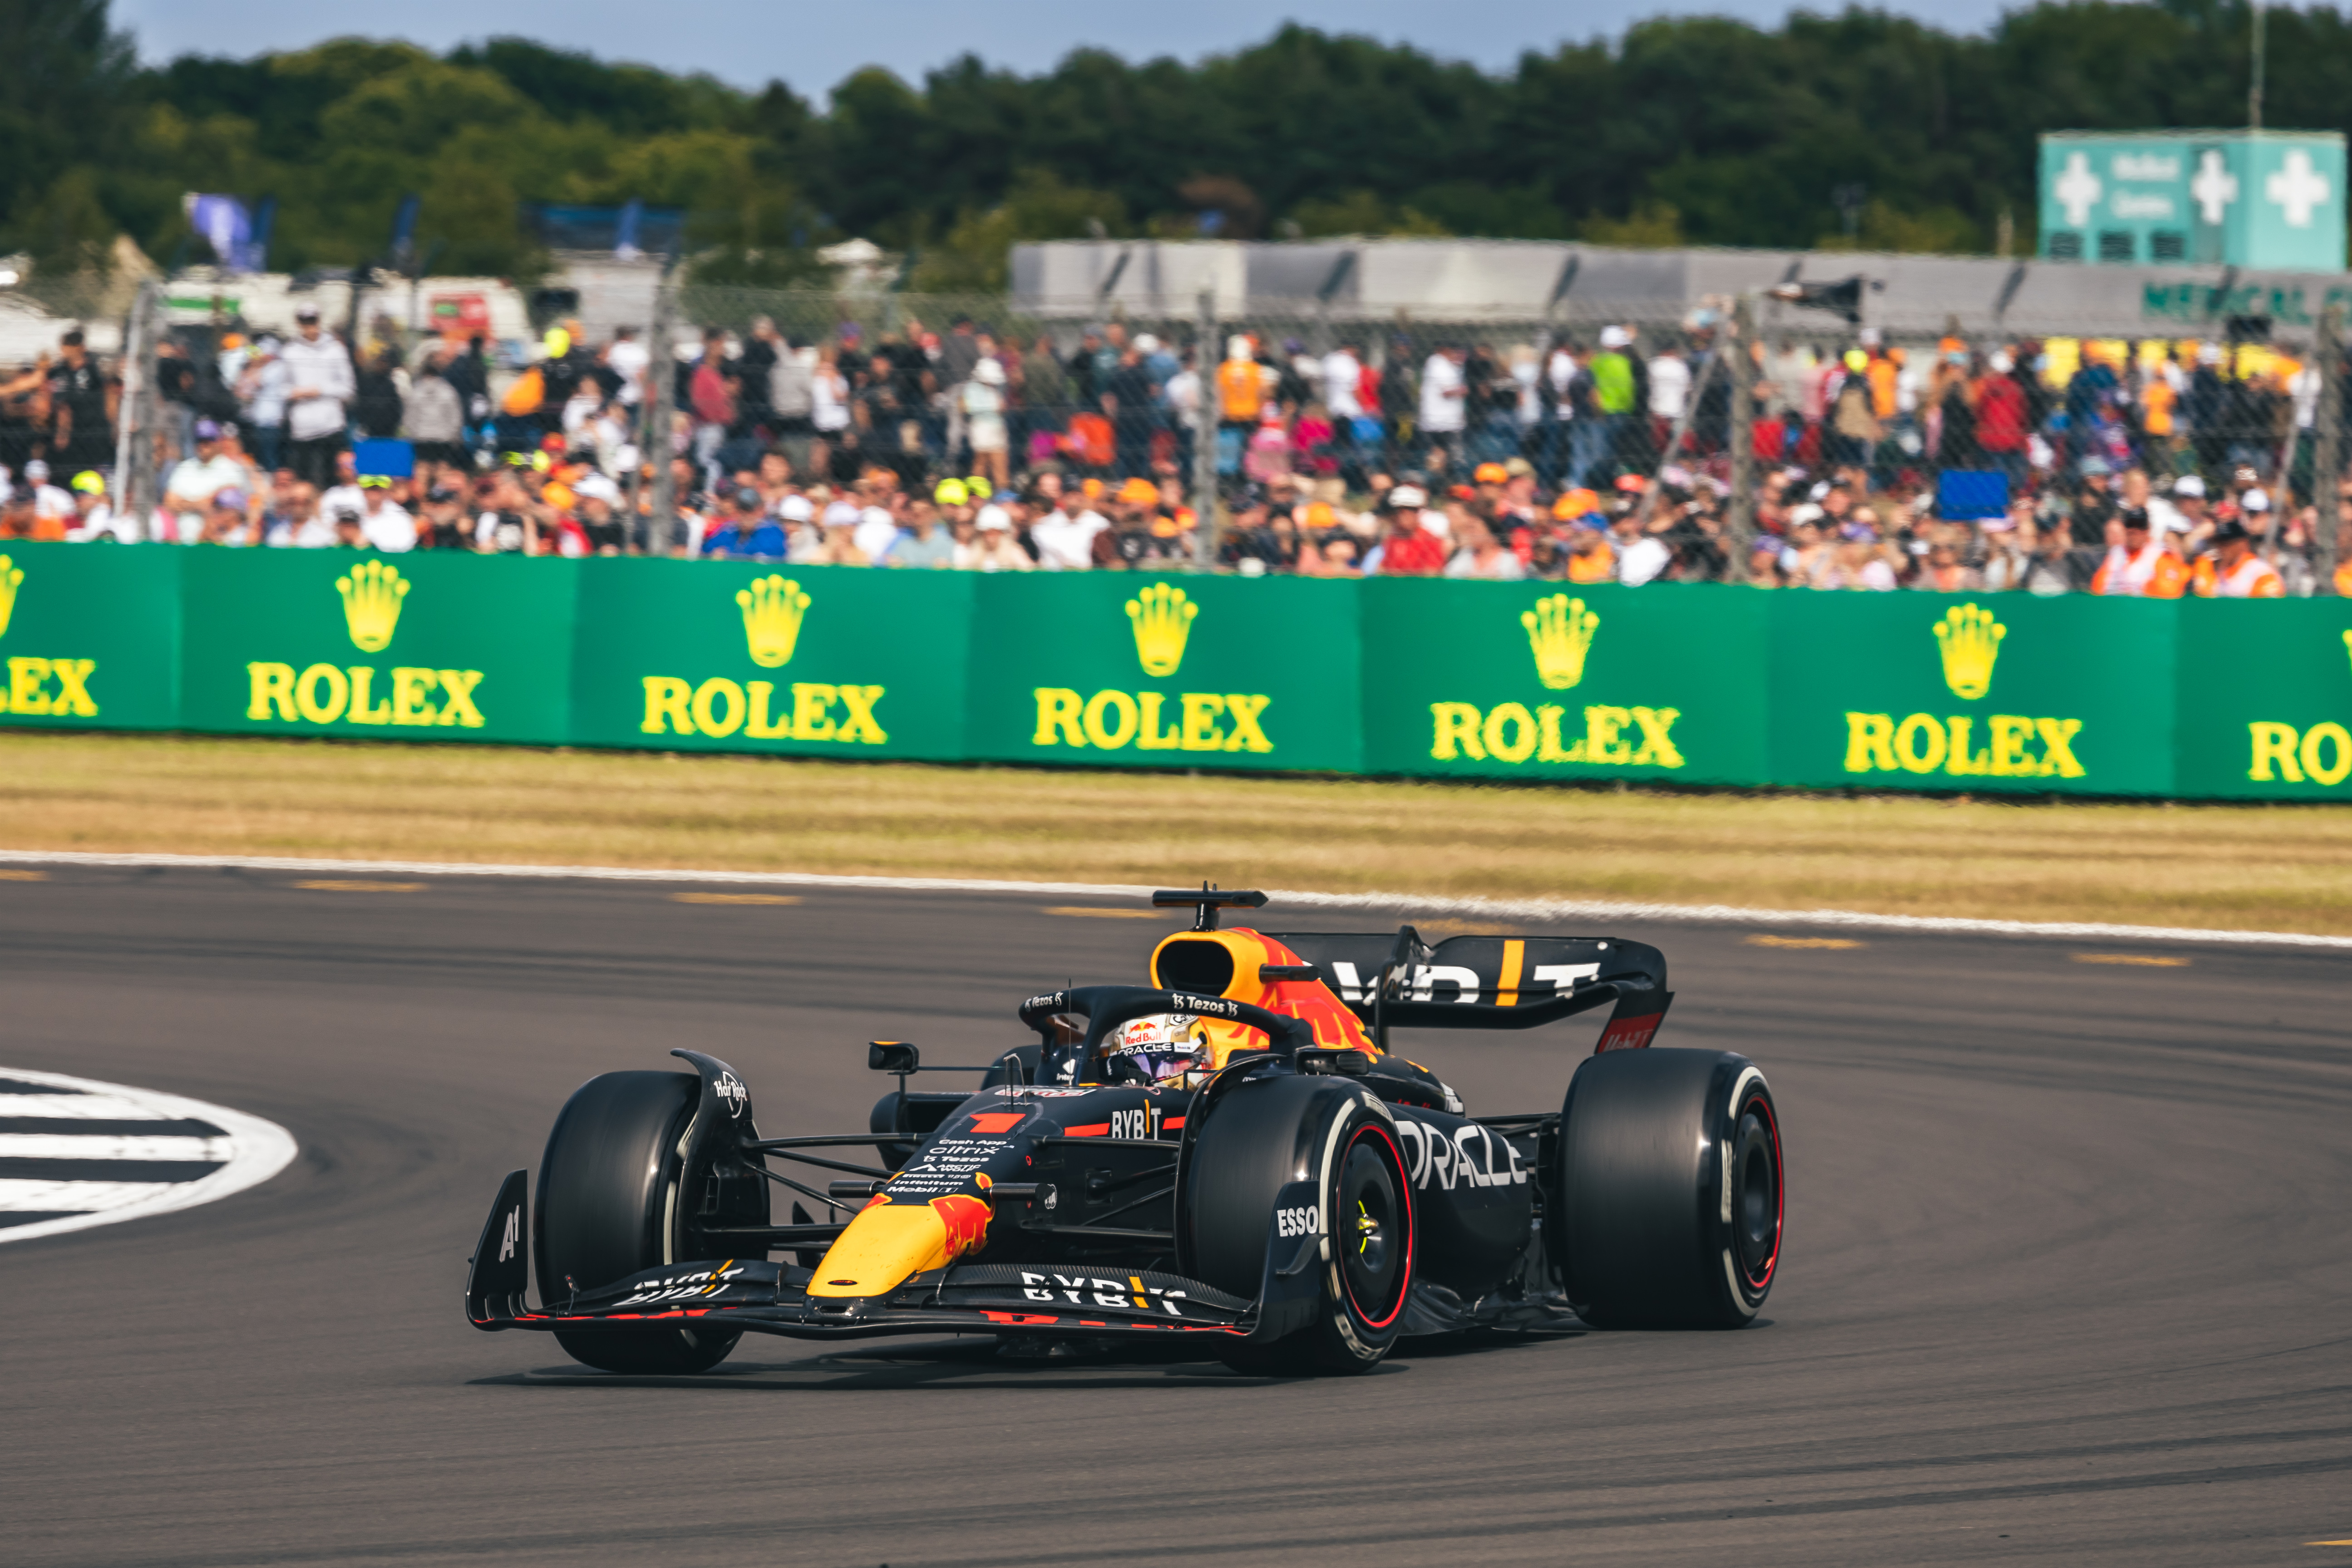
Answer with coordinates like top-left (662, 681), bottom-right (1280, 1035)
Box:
top-left (464, 887), bottom-right (1784, 1376)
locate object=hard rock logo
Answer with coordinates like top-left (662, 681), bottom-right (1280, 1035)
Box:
top-left (1522, 593), bottom-right (1598, 690)
top-left (337, 559), bottom-right (409, 653)
top-left (0, 555), bottom-right (20, 641)
top-left (1126, 582), bottom-right (1197, 677)
top-left (1933, 602), bottom-right (2004, 700)
top-left (738, 574), bottom-right (811, 668)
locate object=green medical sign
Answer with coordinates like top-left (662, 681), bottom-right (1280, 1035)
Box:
top-left (2041, 131), bottom-right (2346, 271)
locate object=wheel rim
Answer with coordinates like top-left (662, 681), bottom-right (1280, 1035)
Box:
top-left (1732, 1097), bottom-right (1782, 1290)
top-left (1337, 1127), bottom-right (1410, 1329)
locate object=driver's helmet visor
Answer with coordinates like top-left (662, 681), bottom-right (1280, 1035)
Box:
top-left (1104, 1013), bottom-right (1211, 1084)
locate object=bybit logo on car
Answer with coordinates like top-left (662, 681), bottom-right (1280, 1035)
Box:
top-left (639, 574), bottom-right (888, 745)
top-left (1031, 582), bottom-right (1275, 754)
top-left (244, 562), bottom-right (487, 729)
top-left (1842, 605), bottom-right (2084, 779)
top-left (0, 554), bottom-right (103, 719)
top-left (1427, 593), bottom-right (1684, 770)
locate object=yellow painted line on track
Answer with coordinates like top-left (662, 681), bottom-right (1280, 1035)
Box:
top-left (1747, 934), bottom-right (1865, 950)
top-left (0, 868), bottom-right (47, 881)
top-left (292, 879), bottom-right (424, 892)
top-left (1044, 906), bottom-right (1169, 919)
top-left (2072, 953), bottom-right (2190, 966)
top-left (671, 892), bottom-right (801, 905)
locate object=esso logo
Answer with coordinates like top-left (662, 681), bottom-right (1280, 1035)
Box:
top-left (1276, 1205), bottom-right (1320, 1238)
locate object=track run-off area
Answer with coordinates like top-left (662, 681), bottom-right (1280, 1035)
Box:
top-left (0, 861), bottom-right (2346, 1566)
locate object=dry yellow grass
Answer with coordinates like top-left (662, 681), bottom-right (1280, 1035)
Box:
top-left (1, 731), bottom-right (2347, 934)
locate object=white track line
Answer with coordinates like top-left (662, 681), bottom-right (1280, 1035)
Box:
top-left (0, 847), bottom-right (2344, 951)
top-left (0, 1068), bottom-right (296, 1246)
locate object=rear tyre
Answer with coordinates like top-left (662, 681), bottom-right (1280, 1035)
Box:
top-left (1555, 1049), bottom-right (1782, 1329)
top-left (1183, 1075), bottom-right (1413, 1376)
top-left (535, 1070), bottom-right (761, 1374)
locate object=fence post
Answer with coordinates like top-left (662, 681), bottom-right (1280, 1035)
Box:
top-left (642, 262), bottom-right (679, 557)
top-left (2317, 305), bottom-right (2342, 594)
top-left (1193, 285), bottom-right (1218, 571)
top-left (1727, 293), bottom-right (1756, 579)
top-left (114, 280), bottom-right (162, 536)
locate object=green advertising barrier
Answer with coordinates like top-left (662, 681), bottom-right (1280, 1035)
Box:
top-left (0, 543), bottom-right (180, 732)
top-left (15, 547), bottom-right (2352, 805)
top-left (570, 560), bottom-right (976, 759)
top-left (178, 550), bottom-right (579, 745)
top-left (965, 573), bottom-right (1363, 772)
top-left (2176, 599), bottom-right (2352, 799)
top-left (1359, 579), bottom-right (1771, 785)
top-left (1768, 591), bottom-right (2178, 796)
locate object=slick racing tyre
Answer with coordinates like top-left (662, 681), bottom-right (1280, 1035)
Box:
top-left (1554, 1049), bottom-right (1782, 1329)
top-left (535, 1070), bottom-right (766, 1374)
top-left (1183, 1074), bottom-right (1413, 1376)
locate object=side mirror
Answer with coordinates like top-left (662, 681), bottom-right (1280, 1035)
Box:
top-left (868, 1040), bottom-right (920, 1074)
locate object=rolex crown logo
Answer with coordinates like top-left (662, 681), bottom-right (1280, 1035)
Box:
top-left (335, 559), bottom-right (409, 653)
top-left (1126, 581), bottom-right (1198, 678)
top-left (2342, 628), bottom-right (2351, 680)
top-left (1521, 592), bottom-right (1599, 690)
top-left (0, 555), bottom-right (20, 641)
top-left (1933, 602), bottom-right (2005, 700)
top-left (737, 574), bottom-right (811, 668)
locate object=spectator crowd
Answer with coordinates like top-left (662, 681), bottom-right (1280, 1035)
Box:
top-left (1, 301), bottom-right (2345, 600)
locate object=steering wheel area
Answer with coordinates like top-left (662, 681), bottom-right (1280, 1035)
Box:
top-left (1019, 985), bottom-right (1315, 1085)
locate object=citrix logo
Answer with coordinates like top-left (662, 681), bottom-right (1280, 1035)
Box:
top-left (1522, 593), bottom-right (1599, 690)
top-left (1933, 602), bottom-right (2004, 700)
top-left (337, 559), bottom-right (409, 652)
top-left (1126, 581), bottom-right (1197, 677)
top-left (738, 574), bottom-right (811, 668)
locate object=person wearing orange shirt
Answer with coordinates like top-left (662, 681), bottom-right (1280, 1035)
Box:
top-left (1216, 336), bottom-right (1263, 426)
top-left (2191, 517), bottom-right (2285, 597)
top-left (2091, 507), bottom-right (2189, 597)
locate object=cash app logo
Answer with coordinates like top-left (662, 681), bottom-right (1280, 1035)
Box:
top-left (1522, 593), bottom-right (1599, 690)
top-left (336, 559), bottom-right (409, 652)
top-left (1126, 582), bottom-right (1197, 678)
top-left (0, 555), bottom-right (21, 641)
top-left (1933, 602), bottom-right (2005, 700)
top-left (738, 574), bottom-right (811, 668)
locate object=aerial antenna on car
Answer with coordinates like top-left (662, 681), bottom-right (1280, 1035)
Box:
top-left (1152, 882), bottom-right (1267, 932)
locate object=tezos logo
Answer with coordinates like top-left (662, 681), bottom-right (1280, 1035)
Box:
top-left (714, 1070), bottom-right (749, 1118)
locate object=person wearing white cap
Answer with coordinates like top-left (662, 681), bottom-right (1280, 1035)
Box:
top-left (21, 459), bottom-right (73, 528)
top-left (281, 304), bottom-right (355, 489)
top-left (955, 501), bottom-right (1034, 572)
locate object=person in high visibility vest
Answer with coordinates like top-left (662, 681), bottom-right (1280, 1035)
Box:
top-left (2091, 506), bottom-right (2188, 597)
top-left (2191, 517), bottom-right (2285, 597)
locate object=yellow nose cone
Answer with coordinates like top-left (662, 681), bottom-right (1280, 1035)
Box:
top-left (806, 1194), bottom-right (991, 1297)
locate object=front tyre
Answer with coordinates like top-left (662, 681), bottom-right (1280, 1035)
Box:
top-left (1555, 1049), bottom-right (1782, 1329)
top-left (535, 1070), bottom-right (761, 1374)
top-left (1183, 1075), bottom-right (1413, 1375)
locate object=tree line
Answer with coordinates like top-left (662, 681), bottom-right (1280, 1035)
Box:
top-left (4, 0), bottom-right (2349, 297)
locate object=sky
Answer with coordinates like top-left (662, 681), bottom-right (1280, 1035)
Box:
top-left (113, 0), bottom-right (2020, 96)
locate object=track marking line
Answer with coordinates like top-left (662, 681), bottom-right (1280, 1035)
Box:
top-left (2072, 953), bottom-right (2191, 967)
top-left (0, 848), bottom-right (2344, 950)
top-left (292, 879), bottom-right (425, 892)
top-left (1747, 935), bottom-right (1865, 950)
top-left (2306, 1541), bottom-right (2352, 1547)
top-left (1044, 906), bottom-right (1169, 919)
top-left (0, 1068), bottom-right (296, 1247)
top-left (0, 868), bottom-right (46, 881)
top-left (671, 892), bottom-right (801, 905)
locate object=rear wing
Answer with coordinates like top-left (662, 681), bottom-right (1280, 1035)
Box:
top-left (1263, 928), bottom-right (1672, 1053)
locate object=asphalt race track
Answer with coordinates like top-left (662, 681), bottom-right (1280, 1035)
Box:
top-left (2, 864), bottom-right (2348, 1567)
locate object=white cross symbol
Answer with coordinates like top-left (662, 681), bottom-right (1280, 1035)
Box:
top-left (2266, 148), bottom-right (2331, 228)
top-left (2191, 150), bottom-right (2238, 225)
top-left (2054, 153), bottom-right (2103, 227)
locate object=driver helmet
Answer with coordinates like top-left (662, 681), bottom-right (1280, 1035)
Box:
top-left (1104, 1013), bottom-right (1211, 1086)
